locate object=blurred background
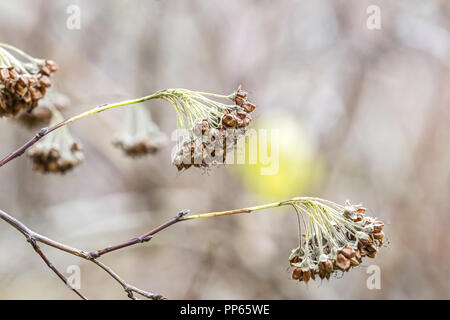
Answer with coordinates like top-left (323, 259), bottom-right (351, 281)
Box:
top-left (0, 0), bottom-right (449, 299)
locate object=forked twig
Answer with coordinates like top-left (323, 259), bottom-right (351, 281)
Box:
top-left (0, 209), bottom-right (165, 300)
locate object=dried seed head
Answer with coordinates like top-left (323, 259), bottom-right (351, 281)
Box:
top-left (288, 199), bottom-right (386, 284)
top-left (27, 110), bottom-right (83, 174)
top-left (171, 86), bottom-right (256, 172)
top-left (114, 105), bottom-right (167, 157)
top-left (0, 44), bottom-right (58, 118)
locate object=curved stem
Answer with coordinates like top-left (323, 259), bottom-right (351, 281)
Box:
top-left (0, 92), bottom-right (164, 168)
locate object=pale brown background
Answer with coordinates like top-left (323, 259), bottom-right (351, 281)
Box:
top-left (0, 0), bottom-right (449, 299)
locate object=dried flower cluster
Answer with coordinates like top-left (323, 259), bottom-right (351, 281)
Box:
top-left (114, 105), bottom-right (167, 157)
top-left (170, 86), bottom-right (256, 171)
top-left (0, 43), bottom-right (58, 118)
top-left (28, 110), bottom-right (84, 174)
top-left (289, 198), bottom-right (385, 283)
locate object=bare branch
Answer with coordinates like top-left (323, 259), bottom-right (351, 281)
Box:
top-left (0, 209), bottom-right (165, 300)
top-left (28, 238), bottom-right (88, 300)
top-left (89, 209), bottom-right (190, 258)
top-left (0, 209), bottom-right (88, 300)
top-left (92, 260), bottom-right (165, 300)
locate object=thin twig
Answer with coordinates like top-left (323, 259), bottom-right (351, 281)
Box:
top-left (0, 209), bottom-right (88, 299)
top-left (28, 238), bottom-right (88, 300)
top-left (89, 209), bottom-right (190, 258)
top-left (91, 260), bottom-right (164, 300)
top-left (0, 209), bottom-right (165, 300)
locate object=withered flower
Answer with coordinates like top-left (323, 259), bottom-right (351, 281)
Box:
top-left (28, 110), bottom-right (83, 174)
top-left (0, 43), bottom-right (58, 118)
top-left (288, 198), bottom-right (385, 283)
top-left (170, 86), bottom-right (256, 172)
top-left (114, 105), bottom-right (167, 157)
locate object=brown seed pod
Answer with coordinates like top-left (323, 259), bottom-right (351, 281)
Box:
top-left (0, 68), bottom-right (10, 81)
top-left (341, 247), bottom-right (356, 259)
top-left (349, 257), bottom-right (360, 267)
top-left (292, 267), bottom-right (303, 280)
top-left (236, 87), bottom-right (248, 99)
top-left (242, 102), bottom-right (256, 113)
top-left (15, 84), bottom-right (28, 97)
top-left (290, 256), bottom-right (301, 264)
top-left (17, 76), bottom-right (29, 87)
top-left (39, 76), bottom-right (52, 88)
top-left (236, 110), bottom-right (248, 119)
top-left (318, 261), bottom-right (325, 271)
top-left (359, 248), bottom-right (368, 257)
top-left (222, 114), bottom-right (238, 127)
top-left (373, 232), bottom-right (384, 240)
top-left (302, 269), bottom-right (311, 283)
top-left (336, 253), bottom-right (350, 271)
top-left (355, 249), bottom-right (362, 260)
top-left (45, 60), bottom-right (59, 73)
top-left (235, 95), bottom-right (245, 106)
top-left (319, 269), bottom-right (327, 279)
top-left (29, 87), bottom-right (42, 100)
top-left (9, 69), bottom-right (19, 82)
top-left (40, 66), bottom-right (51, 77)
top-left (373, 222), bottom-right (384, 233)
top-left (324, 260), bottom-right (334, 273)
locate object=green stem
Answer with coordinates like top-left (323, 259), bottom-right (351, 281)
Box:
top-left (181, 198), bottom-right (319, 221)
top-left (64, 92), bottom-right (164, 125)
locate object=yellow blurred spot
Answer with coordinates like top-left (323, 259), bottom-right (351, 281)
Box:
top-left (233, 114), bottom-right (324, 199)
